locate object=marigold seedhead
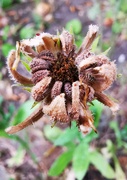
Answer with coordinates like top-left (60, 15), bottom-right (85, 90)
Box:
top-left (6, 25), bottom-right (119, 135)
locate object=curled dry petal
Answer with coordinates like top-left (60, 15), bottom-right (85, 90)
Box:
top-left (71, 81), bottom-right (80, 120)
top-left (79, 104), bottom-right (97, 133)
top-left (78, 25), bottom-right (99, 54)
top-left (31, 76), bottom-right (52, 101)
top-left (7, 50), bottom-right (33, 85)
top-left (60, 30), bottom-right (74, 55)
top-left (93, 62), bottom-right (116, 91)
top-left (42, 36), bottom-right (61, 55)
top-left (79, 54), bottom-right (117, 91)
top-left (5, 105), bottom-right (44, 134)
top-left (43, 93), bottom-right (69, 123)
top-left (95, 92), bottom-right (119, 114)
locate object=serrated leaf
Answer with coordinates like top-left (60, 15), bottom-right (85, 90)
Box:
top-left (90, 151), bottom-right (115, 179)
top-left (48, 149), bottom-right (74, 176)
top-left (21, 61), bottom-right (31, 72)
top-left (72, 142), bottom-right (90, 180)
top-left (91, 36), bottom-right (100, 52)
top-left (43, 125), bottom-right (62, 143)
top-left (65, 19), bottom-right (82, 34)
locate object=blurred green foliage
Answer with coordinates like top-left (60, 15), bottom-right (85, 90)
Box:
top-left (44, 100), bottom-right (116, 180)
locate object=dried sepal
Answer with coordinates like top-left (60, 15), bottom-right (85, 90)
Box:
top-left (78, 25), bottom-right (99, 54)
top-left (7, 50), bottom-right (33, 86)
top-left (5, 105), bottom-right (43, 134)
top-left (31, 76), bottom-right (52, 101)
top-left (95, 92), bottom-right (119, 114)
top-left (43, 93), bottom-right (69, 123)
top-left (79, 54), bottom-right (117, 91)
top-left (79, 104), bottom-right (96, 134)
top-left (60, 30), bottom-right (74, 55)
top-left (71, 81), bottom-right (80, 120)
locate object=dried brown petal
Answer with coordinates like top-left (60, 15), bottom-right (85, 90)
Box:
top-left (79, 55), bottom-right (117, 91)
top-left (92, 62), bottom-right (116, 91)
top-left (31, 76), bottom-right (52, 101)
top-left (60, 30), bottom-right (74, 55)
top-left (43, 93), bottom-right (69, 123)
top-left (79, 104), bottom-right (96, 134)
top-left (95, 92), bottom-right (119, 114)
top-left (75, 49), bottom-right (94, 65)
top-left (42, 36), bottom-right (61, 55)
top-left (78, 25), bottom-right (99, 54)
top-left (7, 50), bottom-right (33, 86)
top-left (5, 105), bottom-right (43, 134)
top-left (71, 81), bottom-right (80, 120)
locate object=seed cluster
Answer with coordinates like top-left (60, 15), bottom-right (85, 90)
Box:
top-left (51, 50), bottom-right (78, 83)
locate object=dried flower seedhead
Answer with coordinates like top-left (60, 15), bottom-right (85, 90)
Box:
top-left (6, 25), bottom-right (119, 135)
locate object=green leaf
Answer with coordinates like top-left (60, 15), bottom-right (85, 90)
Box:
top-left (10, 100), bottom-right (39, 126)
top-left (2, 26), bottom-right (10, 41)
top-left (102, 42), bottom-right (111, 52)
top-left (48, 149), bottom-right (74, 176)
top-left (90, 151), bottom-right (115, 179)
top-left (0, 0), bottom-right (12, 8)
top-left (0, 96), bottom-right (3, 105)
top-left (72, 142), bottom-right (90, 180)
top-left (102, 47), bottom-right (111, 56)
top-left (1, 44), bottom-right (15, 57)
top-left (21, 60), bottom-right (31, 72)
top-left (43, 125), bottom-right (62, 143)
top-left (112, 21), bottom-right (122, 34)
top-left (20, 26), bottom-right (35, 39)
top-left (113, 155), bottom-right (126, 180)
top-left (89, 100), bottom-right (103, 127)
top-left (110, 121), bottom-right (122, 147)
top-left (0, 130), bottom-right (11, 138)
top-left (120, 0), bottom-right (127, 13)
top-left (54, 122), bottom-right (79, 146)
top-left (91, 36), bottom-right (100, 52)
top-left (65, 19), bottom-right (82, 34)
